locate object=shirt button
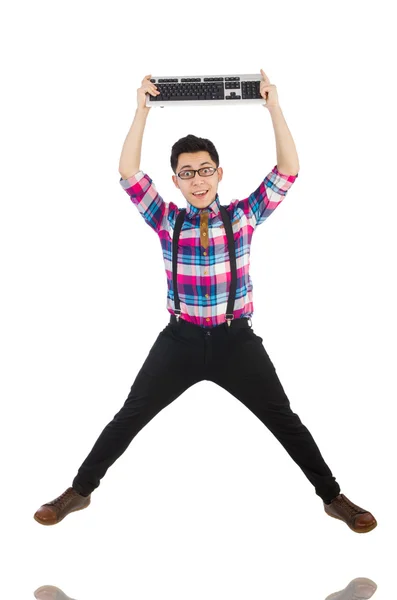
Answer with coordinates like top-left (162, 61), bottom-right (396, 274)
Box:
top-left (204, 270), bottom-right (208, 275)
top-left (205, 294), bottom-right (209, 298)
top-left (206, 318), bottom-right (210, 322)
top-left (203, 252), bottom-right (207, 256)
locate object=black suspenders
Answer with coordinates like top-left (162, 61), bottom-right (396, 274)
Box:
top-left (172, 205), bottom-right (237, 326)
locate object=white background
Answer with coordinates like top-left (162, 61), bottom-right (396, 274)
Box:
top-left (1, 0), bottom-right (396, 598)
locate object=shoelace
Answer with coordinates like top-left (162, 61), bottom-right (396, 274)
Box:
top-left (46, 488), bottom-right (76, 510)
top-left (338, 495), bottom-right (365, 518)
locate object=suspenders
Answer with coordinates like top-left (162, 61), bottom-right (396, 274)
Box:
top-left (172, 205), bottom-right (238, 327)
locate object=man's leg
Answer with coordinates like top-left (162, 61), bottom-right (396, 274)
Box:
top-left (73, 324), bottom-right (202, 496)
top-left (34, 323), bottom-right (202, 524)
top-left (211, 327), bottom-right (340, 503)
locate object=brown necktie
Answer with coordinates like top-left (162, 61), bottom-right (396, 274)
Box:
top-left (200, 211), bottom-right (209, 249)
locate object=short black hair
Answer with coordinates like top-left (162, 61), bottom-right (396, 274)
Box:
top-left (170, 134), bottom-right (219, 174)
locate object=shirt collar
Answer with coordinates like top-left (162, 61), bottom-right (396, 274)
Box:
top-left (185, 193), bottom-right (221, 219)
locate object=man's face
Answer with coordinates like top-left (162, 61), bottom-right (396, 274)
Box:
top-left (172, 151), bottom-right (223, 209)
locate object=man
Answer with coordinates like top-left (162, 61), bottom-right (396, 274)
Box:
top-left (34, 70), bottom-right (376, 534)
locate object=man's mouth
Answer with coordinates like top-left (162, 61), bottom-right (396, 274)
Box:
top-left (192, 190), bottom-right (208, 198)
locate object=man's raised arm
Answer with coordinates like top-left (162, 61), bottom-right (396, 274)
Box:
top-left (118, 74), bottom-right (159, 179)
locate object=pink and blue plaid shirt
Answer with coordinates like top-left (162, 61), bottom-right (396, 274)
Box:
top-left (119, 166), bottom-right (298, 328)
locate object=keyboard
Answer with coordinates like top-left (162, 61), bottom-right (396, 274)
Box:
top-left (145, 73), bottom-right (266, 108)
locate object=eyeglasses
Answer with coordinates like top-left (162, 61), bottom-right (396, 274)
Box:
top-left (177, 167), bottom-right (218, 180)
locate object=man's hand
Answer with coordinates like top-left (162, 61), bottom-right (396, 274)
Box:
top-left (259, 68), bottom-right (279, 109)
top-left (137, 74), bottom-right (160, 112)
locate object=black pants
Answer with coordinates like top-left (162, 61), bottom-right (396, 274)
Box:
top-left (72, 316), bottom-right (340, 503)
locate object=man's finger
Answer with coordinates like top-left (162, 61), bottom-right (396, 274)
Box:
top-left (260, 68), bottom-right (270, 82)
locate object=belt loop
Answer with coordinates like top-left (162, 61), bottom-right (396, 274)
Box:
top-left (225, 313), bottom-right (234, 327)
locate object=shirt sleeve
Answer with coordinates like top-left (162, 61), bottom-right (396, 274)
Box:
top-left (233, 165), bottom-right (299, 230)
top-left (119, 170), bottom-right (178, 234)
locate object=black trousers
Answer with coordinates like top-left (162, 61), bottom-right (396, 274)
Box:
top-left (72, 316), bottom-right (340, 503)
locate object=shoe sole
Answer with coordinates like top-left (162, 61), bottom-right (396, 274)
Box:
top-left (325, 509), bottom-right (377, 533)
top-left (34, 496), bottom-right (91, 526)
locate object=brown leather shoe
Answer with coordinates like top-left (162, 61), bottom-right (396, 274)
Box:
top-left (324, 493), bottom-right (377, 533)
top-left (34, 487), bottom-right (91, 526)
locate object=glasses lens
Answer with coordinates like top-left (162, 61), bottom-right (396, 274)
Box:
top-left (199, 167), bottom-right (216, 176)
top-left (179, 167), bottom-right (216, 179)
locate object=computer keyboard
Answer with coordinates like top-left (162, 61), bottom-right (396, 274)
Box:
top-left (145, 73), bottom-right (266, 108)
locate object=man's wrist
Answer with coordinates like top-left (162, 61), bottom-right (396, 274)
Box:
top-left (136, 107), bottom-right (150, 117)
top-left (266, 104), bottom-right (282, 113)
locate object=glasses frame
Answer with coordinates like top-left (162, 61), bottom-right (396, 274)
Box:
top-left (177, 167), bottom-right (218, 180)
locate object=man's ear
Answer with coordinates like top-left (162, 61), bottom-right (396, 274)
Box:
top-left (172, 175), bottom-right (179, 188)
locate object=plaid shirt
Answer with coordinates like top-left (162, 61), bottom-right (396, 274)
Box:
top-left (119, 166), bottom-right (298, 328)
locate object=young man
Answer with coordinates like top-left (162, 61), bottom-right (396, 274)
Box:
top-left (34, 71), bottom-right (377, 534)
